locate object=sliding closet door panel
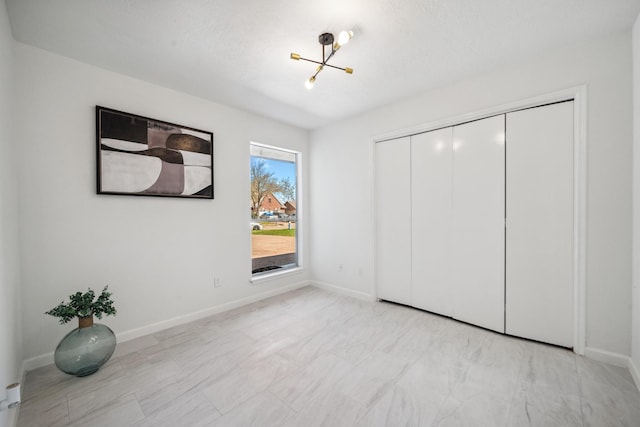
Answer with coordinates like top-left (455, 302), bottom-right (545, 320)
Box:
top-left (506, 102), bottom-right (574, 347)
top-left (411, 128), bottom-right (454, 316)
top-left (375, 137), bottom-right (412, 305)
top-left (452, 115), bottom-right (505, 333)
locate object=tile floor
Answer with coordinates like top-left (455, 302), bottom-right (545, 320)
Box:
top-left (17, 286), bottom-right (640, 426)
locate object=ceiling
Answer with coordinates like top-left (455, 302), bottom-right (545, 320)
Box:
top-left (6, 0), bottom-right (640, 129)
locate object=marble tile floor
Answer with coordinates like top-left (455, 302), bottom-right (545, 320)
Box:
top-left (17, 286), bottom-right (640, 427)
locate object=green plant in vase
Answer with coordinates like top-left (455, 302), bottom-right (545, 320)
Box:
top-left (46, 286), bottom-right (117, 324)
top-left (45, 286), bottom-right (118, 377)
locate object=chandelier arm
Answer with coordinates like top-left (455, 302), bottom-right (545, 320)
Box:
top-left (296, 57), bottom-right (325, 66)
top-left (295, 56), bottom-right (352, 73)
top-left (322, 63), bottom-right (349, 72)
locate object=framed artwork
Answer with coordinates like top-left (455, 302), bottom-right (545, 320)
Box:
top-left (96, 106), bottom-right (214, 199)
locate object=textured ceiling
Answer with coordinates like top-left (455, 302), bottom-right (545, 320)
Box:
top-left (6, 0), bottom-right (640, 129)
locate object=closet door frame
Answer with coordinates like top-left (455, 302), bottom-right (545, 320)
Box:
top-left (372, 85), bottom-right (587, 355)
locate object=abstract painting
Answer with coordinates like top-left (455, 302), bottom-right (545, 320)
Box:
top-left (96, 106), bottom-right (214, 199)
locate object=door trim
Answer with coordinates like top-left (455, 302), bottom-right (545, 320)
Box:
top-left (373, 85), bottom-right (587, 355)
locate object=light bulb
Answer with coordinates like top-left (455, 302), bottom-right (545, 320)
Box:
top-left (305, 76), bottom-right (316, 90)
top-left (337, 30), bottom-right (353, 46)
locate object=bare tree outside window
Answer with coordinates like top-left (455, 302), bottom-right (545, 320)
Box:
top-left (250, 158), bottom-right (295, 218)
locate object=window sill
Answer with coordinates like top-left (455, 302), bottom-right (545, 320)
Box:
top-left (250, 266), bottom-right (304, 285)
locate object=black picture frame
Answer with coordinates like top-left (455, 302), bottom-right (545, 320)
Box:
top-left (96, 106), bottom-right (214, 199)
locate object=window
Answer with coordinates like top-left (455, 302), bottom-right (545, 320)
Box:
top-left (250, 143), bottom-right (298, 275)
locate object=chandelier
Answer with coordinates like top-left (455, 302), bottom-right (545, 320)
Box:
top-left (290, 30), bottom-right (354, 89)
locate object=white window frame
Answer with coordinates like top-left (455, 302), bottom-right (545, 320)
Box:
top-left (250, 142), bottom-right (302, 282)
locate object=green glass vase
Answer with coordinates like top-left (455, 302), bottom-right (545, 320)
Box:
top-left (54, 316), bottom-right (116, 377)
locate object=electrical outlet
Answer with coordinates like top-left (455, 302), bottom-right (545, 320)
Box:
top-left (213, 277), bottom-right (221, 288)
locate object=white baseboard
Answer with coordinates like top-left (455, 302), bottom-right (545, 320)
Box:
top-left (22, 351), bottom-right (53, 372)
top-left (629, 356), bottom-right (640, 391)
top-left (310, 280), bottom-right (375, 302)
top-left (22, 280), bottom-right (311, 371)
top-left (550, 346), bottom-right (640, 391)
top-left (584, 346), bottom-right (631, 368)
top-left (116, 280), bottom-right (310, 343)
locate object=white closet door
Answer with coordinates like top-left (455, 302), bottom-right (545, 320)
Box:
top-left (451, 115), bottom-right (505, 333)
top-left (411, 128), bottom-right (454, 316)
top-left (375, 137), bottom-right (412, 305)
top-left (506, 102), bottom-right (574, 347)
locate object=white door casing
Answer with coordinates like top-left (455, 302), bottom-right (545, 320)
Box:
top-left (373, 87), bottom-right (586, 353)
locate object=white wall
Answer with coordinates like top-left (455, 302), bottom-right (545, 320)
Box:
top-left (15, 43), bottom-right (309, 363)
top-left (0, 0), bottom-right (22, 426)
top-left (632, 12), bottom-right (640, 385)
top-left (310, 31), bottom-right (633, 357)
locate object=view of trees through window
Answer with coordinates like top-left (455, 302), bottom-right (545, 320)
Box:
top-left (250, 143), bottom-right (298, 275)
